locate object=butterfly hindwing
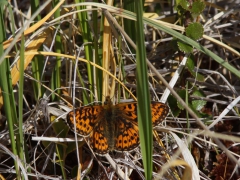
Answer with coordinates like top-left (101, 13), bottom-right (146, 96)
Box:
top-left (90, 123), bottom-right (109, 154)
top-left (114, 118), bottom-right (139, 152)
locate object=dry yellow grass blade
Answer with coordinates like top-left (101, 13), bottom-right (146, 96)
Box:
top-left (102, 1), bottom-right (115, 100)
top-left (155, 160), bottom-right (192, 180)
top-left (3, 0), bottom-right (64, 49)
top-left (11, 28), bottom-right (52, 86)
top-left (0, 0), bottom-right (64, 107)
top-left (0, 27), bottom-right (52, 107)
top-left (8, 51), bottom-right (136, 100)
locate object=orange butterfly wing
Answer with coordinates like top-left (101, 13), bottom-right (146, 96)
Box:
top-left (67, 104), bottom-right (111, 154)
top-left (113, 101), bottom-right (169, 152)
top-left (112, 102), bottom-right (138, 152)
top-left (67, 105), bottom-right (104, 136)
top-left (150, 102), bottom-right (169, 126)
top-left (89, 123), bottom-right (109, 154)
top-left (67, 99), bottom-right (169, 155)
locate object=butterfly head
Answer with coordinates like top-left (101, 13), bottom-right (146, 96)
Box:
top-left (104, 96), bottom-right (113, 106)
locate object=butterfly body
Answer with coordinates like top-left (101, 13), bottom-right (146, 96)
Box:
top-left (101, 102), bottom-right (116, 151)
top-left (67, 97), bottom-right (169, 155)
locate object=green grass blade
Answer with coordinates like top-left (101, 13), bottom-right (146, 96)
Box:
top-left (75, 0), bottom-right (94, 102)
top-left (142, 17), bottom-right (240, 78)
top-left (123, 0), bottom-right (136, 53)
top-left (19, 34), bottom-right (27, 179)
top-left (51, 0), bottom-right (62, 101)
top-left (0, 3), bottom-right (20, 179)
top-left (134, 1), bottom-right (153, 179)
top-left (31, 0), bottom-right (44, 99)
top-left (93, 0), bottom-right (103, 100)
top-left (65, 3), bottom-right (240, 79)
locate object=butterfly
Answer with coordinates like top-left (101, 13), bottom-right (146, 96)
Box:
top-left (67, 97), bottom-right (169, 155)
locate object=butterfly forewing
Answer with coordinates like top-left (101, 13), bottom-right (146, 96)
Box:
top-left (67, 105), bottom-right (104, 136)
top-left (114, 102), bottom-right (138, 122)
top-left (150, 102), bottom-right (169, 126)
top-left (115, 101), bottom-right (169, 126)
